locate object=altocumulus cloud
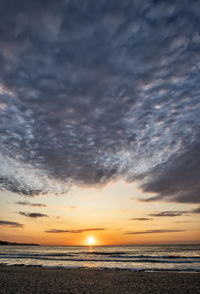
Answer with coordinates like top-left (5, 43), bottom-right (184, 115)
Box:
top-left (0, 0), bottom-right (199, 202)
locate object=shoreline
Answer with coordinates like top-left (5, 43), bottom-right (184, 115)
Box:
top-left (0, 265), bottom-right (200, 294)
top-left (0, 263), bottom-right (200, 273)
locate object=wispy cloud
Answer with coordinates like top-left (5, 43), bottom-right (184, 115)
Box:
top-left (16, 201), bottom-right (46, 207)
top-left (130, 218), bottom-right (153, 221)
top-left (125, 229), bottom-right (185, 235)
top-left (45, 228), bottom-right (106, 233)
top-left (149, 211), bottom-right (187, 217)
top-left (147, 208), bottom-right (200, 217)
top-left (19, 211), bottom-right (48, 218)
top-left (0, 220), bottom-right (24, 228)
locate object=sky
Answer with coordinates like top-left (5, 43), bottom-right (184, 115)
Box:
top-left (0, 0), bottom-right (200, 246)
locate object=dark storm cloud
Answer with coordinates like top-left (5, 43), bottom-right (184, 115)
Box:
top-left (0, 220), bottom-right (24, 228)
top-left (149, 211), bottom-right (187, 217)
top-left (0, 0), bottom-right (200, 202)
top-left (130, 218), bottom-right (153, 221)
top-left (45, 228), bottom-right (105, 233)
top-left (125, 229), bottom-right (185, 235)
top-left (16, 201), bottom-right (46, 207)
top-left (19, 211), bottom-right (48, 218)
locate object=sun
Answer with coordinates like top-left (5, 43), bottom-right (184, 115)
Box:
top-left (87, 236), bottom-right (95, 246)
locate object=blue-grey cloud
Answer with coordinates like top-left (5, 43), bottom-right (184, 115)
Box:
top-left (16, 201), bottom-right (46, 207)
top-left (0, 0), bottom-right (199, 203)
top-left (145, 208), bottom-right (200, 217)
top-left (139, 143), bottom-right (200, 203)
top-left (19, 211), bottom-right (48, 218)
top-left (149, 211), bottom-right (187, 217)
top-left (45, 228), bottom-right (105, 233)
top-left (0, 220), bottom-right (24, 228)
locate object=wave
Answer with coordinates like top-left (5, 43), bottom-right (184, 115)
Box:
top-left (1, 255), bottom-right (200, 264)
top-left (111, 255), bottom-right (200, 259)
top-left (0, 252), bottom-right (200, 259)
top-left (0, 253), bottom-right (73, 257)
top-left (1, 263), bottom-right (200, 273)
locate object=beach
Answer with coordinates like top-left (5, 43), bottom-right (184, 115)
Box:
top-left (0, 265), bottom-right (200, 294)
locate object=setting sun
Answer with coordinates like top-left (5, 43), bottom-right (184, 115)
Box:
top-left (87, 236), bottom-right (95, 246)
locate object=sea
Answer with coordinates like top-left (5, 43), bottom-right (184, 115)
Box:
top-left (0, 244), bottom-right (200, 272)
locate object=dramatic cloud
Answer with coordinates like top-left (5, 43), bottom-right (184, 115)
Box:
top-left (0, 220), bottom-right (24, 228)
top-left (139, 143), bottom-right (200, 203)
top-left (130, 218), bottom-right (152, 221)
top-left (46, 228), bottom-right (105, 233)
top-left (19, 211), bottom-right (48, 218)
top-left (0, 0), bottom-right (199, 202)
top-left (125, 229), bottom-right (185, 235)
top-left (149, 211), bottom-right (187, 217)
top-left (16, 201), bottom-right (46, 207)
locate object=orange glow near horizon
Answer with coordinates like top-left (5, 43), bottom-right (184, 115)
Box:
top-left (0, 181), bottom-right (200, 246)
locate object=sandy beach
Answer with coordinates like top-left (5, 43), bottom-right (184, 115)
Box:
top-left (0, 265), bottom-right (200, 294)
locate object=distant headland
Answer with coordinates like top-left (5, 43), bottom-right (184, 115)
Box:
top-left (0, 240), bottom-right (40, 246)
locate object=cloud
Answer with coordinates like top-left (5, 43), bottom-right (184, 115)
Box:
top-left (130, 218), bottom-right (153, 221)
top-left (139, 143), bottom-right (200, 203)
top-left (45, 228), bottom-right (105, 233)
top-left (149, 211), bottom-right (187, 217)
top-left (16, 201), bottom-right (46, 207)
top-left (19, 211), bottom-right (48, 218)
top-left (125, 229), bottom-right (185, 235)
top-left (66, 206), bottom-right (77, 210)
top-left (146, 208), bottom-right (200, 218)
top-left (191, 207), bottom-right (200, 214)
top-left (0, 220), bottom-right (23, 228)
top-left (0, 0), bottom-right (199, 203)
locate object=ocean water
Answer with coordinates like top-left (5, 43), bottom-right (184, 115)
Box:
top-left (0, 244), bottom-right (200, 272)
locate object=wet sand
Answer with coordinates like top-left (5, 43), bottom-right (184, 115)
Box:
top-left (0, 265), bottom-right (200, 294)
